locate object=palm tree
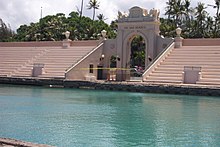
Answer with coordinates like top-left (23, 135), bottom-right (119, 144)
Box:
top-left (97, 14), bottom-right (107, 21)
top-left (206, 16), bottom-right (214, 37)
top-left (165, 0), bottom-right (176, 20)
top-left (194, 2), bottom-right (208, 38)
top-left (87, 0), bottom-right (100, 21)
top-left (165, 0), bottom-right (185, 26)
top-left (214, 0), bottom-right (220, 37)
top-left (80, 0), bottom-right (84, 18)
top-left (182, 0), bottom-right (194, 34)
top-left (0, 18), bottom-right (13, 42)
top-left (184, 0), bottom-right (194, 21)
top-left (215, 0), bottom-right (220, 17)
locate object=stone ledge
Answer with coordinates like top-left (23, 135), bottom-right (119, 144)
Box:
top-left (0, 77), bottom-right (220, 97)
top-left (0, 138), bottom-right (53, 147)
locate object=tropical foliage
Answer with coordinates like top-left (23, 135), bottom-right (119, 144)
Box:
top-left (87, 0), bottom-right (100, 21)
top-left (161, 0), bottom-right (220, 38)
top-left (130, 36), bottom-right (146, 68)
top-left (13, 11), bottom-right (116, 42)
top-left (0, 19), bottom-right (14, 42)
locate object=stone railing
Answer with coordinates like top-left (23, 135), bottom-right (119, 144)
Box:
top-left (142, 42), bottom-right (175, 81)
top-left (65, 42), bottom-right (104, 75)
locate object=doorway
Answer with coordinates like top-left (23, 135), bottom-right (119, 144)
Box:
top-left (97, 65), bottom-right (103, 80)
top-left (129, 35), bottom-right (146, 80)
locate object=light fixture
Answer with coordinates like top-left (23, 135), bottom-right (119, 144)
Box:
top-left (63, 31), bottom-right (70, 40)
top-left (100, 54), bottom-right (105, 61)
top-left (176, 28), bottom-right (182, 37)
top-left (116, 55), bottom-right (120, 61)
top-left (101, 30), bottom-right (107, 40)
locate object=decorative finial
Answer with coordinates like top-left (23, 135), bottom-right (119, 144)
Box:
top-left (101, 30), bottom-right (107, 40)
top-left (176, 28), bottom-right (182, 37)
top-left (64, 31), bottom-right (70, 40)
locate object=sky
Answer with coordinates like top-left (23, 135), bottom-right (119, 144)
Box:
top-left (0, 0), bottom-right (216, 31)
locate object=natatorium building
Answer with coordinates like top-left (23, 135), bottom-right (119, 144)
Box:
top-left (1, 6), bottom-right (220, 86)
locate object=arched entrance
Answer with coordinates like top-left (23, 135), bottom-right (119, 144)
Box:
top-left (130, 35), bottom-right (146, 79)
top-left (124, 33), bottom-right (148, 80)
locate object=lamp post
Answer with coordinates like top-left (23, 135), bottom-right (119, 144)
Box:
top-left (101, 30), bottom-right (107, 40)
top-left (64, 31), bottom-right (70, 40)
top-left (116, 55), bottom-right (120, 61)
top-left (100, 54), bottom-right (105, 61)
top-left (176, 27), bottom-right (182, 37)
top-left (62, 31), bottom-right (71, 48)
top-left (175, 27), bottom-right (183, 48)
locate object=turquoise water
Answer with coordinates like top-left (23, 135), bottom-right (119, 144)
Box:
top-left (0, 85), bottom-right (220, 147)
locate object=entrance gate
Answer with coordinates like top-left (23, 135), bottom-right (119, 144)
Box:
top-left (115, 6), bottom-right (161, 81)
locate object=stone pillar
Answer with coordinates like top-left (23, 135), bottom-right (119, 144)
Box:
top-left (116, 30), bottom-right (124, 81)
top-left (62, 39), bottom-right (71, 48)
top-left (174, 28), bottom-right (183, 48)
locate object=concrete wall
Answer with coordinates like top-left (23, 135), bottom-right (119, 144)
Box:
top-left (101, 39), bottom-right (117, 78)
top-left (1, 77), bottom-right (220, 97)
top-left (156, 36), bottom-right (174, 54)
top-left (0, 41), bottom-right (63, 47)
top-left (65, 43), bottom-right (104, 80)
top-left (71, 40), bottom-right (100, 46)
top-left (183, 38), bottom-right (220, 46)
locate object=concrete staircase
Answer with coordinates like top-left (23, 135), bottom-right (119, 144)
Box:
top-left (37, 46), bottom-right (95, 78)
top-left (143, 46), bottom-right (220, 85)
top-left (0, 47), bottom-right (46, 77)
top-left (0, 41), bottom-right (99, 78)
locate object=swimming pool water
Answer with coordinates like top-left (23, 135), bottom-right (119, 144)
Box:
top-left (0, 85), bottom-right (220, 146)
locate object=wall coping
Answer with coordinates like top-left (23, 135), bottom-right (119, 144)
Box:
top-left (0, 40), bottom-right (100, 47)
top-left (183, 38), bottom-right (220, 46)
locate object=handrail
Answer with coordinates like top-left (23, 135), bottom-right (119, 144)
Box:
top-left (65, 42), bottom-right (104, 74)
top-left (142, 41), bottom-right (175, 81)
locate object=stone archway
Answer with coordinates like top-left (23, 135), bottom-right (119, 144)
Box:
top-left (124, 32), bottom-right (148, 70)
top-left (123, 32), bottom-right (148, 80)
top-left (114, 6), bottom-right (161, 81)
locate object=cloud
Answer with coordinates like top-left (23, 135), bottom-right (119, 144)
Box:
top-left (0, 0), bottom-right (216, 31)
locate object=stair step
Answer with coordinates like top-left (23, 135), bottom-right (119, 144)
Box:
top-left (144, 79), bottom-right (182, 84)
top-left (146, 76), bottom-right (182, 80)
top-left (149, 73), bottom-right (182, 77)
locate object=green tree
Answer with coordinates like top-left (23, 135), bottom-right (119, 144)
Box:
top-left (87, 0), bottom-right (100, 21)
top-left (0, 18), bottom-right (14, 42)
top-left (163, 0), bottom-right (215, 38)
top-left (193, 2), bottom-right (208, 38)
top-left (130, 36), bottom-right (145, 68)
top-left (206, 16), bottom-right (214, 37)
top-left (183, 0), bottom-right (194, 35)
top-left (15, 9), bottom-right (116, 42)
top-left (165, 0), bottom-right (176, 20)
top-left (97, 14), bottom-right (107, 21)
top-left (214, 0), bottom-right (220, 37)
